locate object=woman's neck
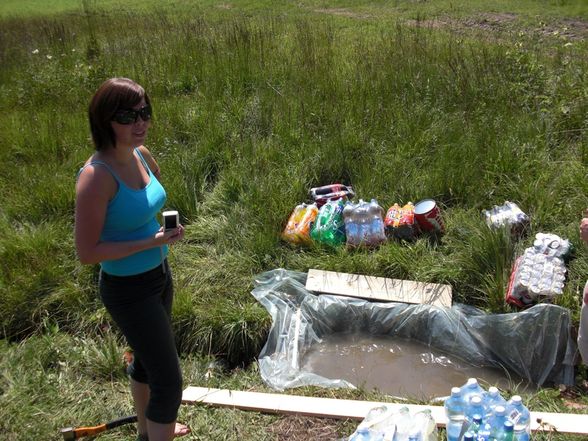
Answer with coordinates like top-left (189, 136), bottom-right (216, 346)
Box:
top-left (99, 145), bottom-right (135, 166)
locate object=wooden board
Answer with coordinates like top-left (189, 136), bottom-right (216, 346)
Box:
top-left (182, 387), bottom-right (588, 435)
top-left (305, 269), bottom-right (452, 308)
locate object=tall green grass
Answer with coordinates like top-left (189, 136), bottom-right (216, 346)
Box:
top-left (1, 0), bottom-right (587, 360)
top-left (1, 5), bottom-right (588, 438)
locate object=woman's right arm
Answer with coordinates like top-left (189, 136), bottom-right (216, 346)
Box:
top-left (581, 209), bottom-right (588, 246)
top-left (74, 165), bottom-right (169, 265)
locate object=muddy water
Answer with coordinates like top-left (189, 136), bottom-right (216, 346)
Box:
top-left (301, 333), bottom-right (533, 399)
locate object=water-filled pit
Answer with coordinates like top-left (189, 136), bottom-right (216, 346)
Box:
top-left (301, 332), bottom-right (533, 399)
top-left (253, 270), bottom-right (575, 395)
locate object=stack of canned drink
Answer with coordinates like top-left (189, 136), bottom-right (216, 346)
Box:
top-left (506, 233), bottom-right (570, 307)
top-left (483, 201), bottom-right (529, 235)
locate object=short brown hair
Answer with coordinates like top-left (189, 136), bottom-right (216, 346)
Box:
top-left (88, 78), bottom-right (151, 151)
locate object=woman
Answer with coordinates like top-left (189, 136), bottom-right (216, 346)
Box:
top-left (75, 78), bottom-right (189, 441)
top-left (579, 210), bottom-right (588, 365)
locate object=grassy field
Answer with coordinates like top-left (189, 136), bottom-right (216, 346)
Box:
top-left (1, 0), bottom-right (587, 439)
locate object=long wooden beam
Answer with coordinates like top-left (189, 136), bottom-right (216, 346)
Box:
top-left (182, 387), bottom-right (588, 436)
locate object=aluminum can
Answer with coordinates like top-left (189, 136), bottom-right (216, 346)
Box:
top-left (414, 199), bottom-right (445, 233)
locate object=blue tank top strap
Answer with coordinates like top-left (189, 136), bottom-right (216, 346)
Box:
top-left (134, 148), bottom-right (152, 176)
top-left (77, 160), bottom-right (122, 184)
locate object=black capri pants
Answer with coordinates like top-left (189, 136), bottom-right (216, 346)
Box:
top-left (99, 260), bottom-right (182, 424)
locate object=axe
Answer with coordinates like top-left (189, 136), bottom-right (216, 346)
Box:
top-left (60, 415), bottom-right (137, 440)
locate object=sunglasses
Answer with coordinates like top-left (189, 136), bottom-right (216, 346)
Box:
top-left (112, 105), bottom-right (152, 125)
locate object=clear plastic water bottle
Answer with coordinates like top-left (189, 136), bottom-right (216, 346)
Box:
top-left (487, 405), bottom-right (508, 439)
top-left (393, 406), bottom-right (413, 441)
top-left (409, 409), bottom-right (436, 441)
top-left (461, 378), bottom-right (485, 405)
top-left (444, 387), bottom-right (465, 441)
top-left (505, 395), bottom-right (531, 441)
top-left (465, 395), bottom-right (486, 422)
top-left (484, 386), bottom-right (506, 415)
top-left (349, 427), bottom-right (383, 441)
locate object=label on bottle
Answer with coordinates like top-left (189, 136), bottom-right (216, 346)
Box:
top-left (507, 408), bottom-right (521, 424)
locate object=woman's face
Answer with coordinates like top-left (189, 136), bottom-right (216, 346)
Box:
top-left (110, 99), bottom-right (150, 149)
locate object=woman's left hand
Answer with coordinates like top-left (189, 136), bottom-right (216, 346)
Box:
top-left (157, 225), bottom-right (185, 245)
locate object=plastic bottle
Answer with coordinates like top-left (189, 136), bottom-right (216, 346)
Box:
top-left (393, 407), bottom-right (413, 441)
top-left (311, 199), bottom-right (346, 247)
top-left (505, 395), bottom-right (530, 441)
top-left (495, 420), bottom-right (515, 441)
top-left (282, 203), bottom-right (318, 245)
top-left (348, 427), bottom-right (373, 441)
top-left (484, 386), bottom-right (506, 415)
top-left (460, 378), bottom-right (485, 405)
top-left (487, 405), bottom-right (508, 440)
top-left (343, 201), bottom-right (359, 247)
top-left (368, 199), bottom-right (386, 246)
top-left (407, 429), bottom-right (421, 441)
top-left (444, 387), bottom-right (465, 441)
top-left (476, 423), bottom-right (492, 441)
top-left (465, 414), bottom-right (483, 436)
top-left (465, 395), bottom-right (486, 423)
top-left (357, 405), bottom-right (396, 433)
top-left (409, 409), bottom-right (436, 441)
top-left (462, 432), bottom-right (475, 441)
top-left (356, 200), bottom-right (370, 245)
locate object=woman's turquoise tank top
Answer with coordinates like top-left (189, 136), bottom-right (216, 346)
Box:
top-left (78, 148), bottom-right (168, 276)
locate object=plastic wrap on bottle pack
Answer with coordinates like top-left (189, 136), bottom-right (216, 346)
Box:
top-left (309, 183), bottom-right (355, 207)
top-left (310, 199), bottom-right (346, 247)
top-left (532, 233), bottom-right (571, 259)
top-left (343, 199), bottom-right (386, 248)
top-left (506, 239), bottom-right (568, 308)
top-left (483, 201), bottom-right (529, 233)
top-left (281, 203), bottom-right (319, 245)
top-left (350, 405), bottom-right (437, 441)
top-left (384, 202), bottom-right (419, 241)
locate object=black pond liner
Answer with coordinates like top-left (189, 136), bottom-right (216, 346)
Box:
top-left (252, 269), bottom-right (576, 393)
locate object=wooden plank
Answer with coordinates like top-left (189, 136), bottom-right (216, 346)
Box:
top-left (305, 269), bottom-right (452, 308)
top-left (182, 387), bottom-right (588, 435)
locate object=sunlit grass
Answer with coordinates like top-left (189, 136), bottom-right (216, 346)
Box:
top-left (0, 1), bottom-right (587, 439)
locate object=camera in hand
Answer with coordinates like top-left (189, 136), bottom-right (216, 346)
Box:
top-left (163, 210), bottom-right (179, 231)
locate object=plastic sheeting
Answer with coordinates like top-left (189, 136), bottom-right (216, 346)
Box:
top-left (252, 269), bottom-right (577, 392)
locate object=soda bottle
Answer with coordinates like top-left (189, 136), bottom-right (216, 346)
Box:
top-left (444, 387), bottom-right (465, 441)
top-left (282, 203), bottom-right (318, 245)
top-left (367, 199), bottom-right (386, 246)
top-left (311, 199), bottom-right (345, 247)
top-left (343, 201), bottom-right (360, 247)
top-left (295, 203), bottom-right (318, 244)
top-left (355, 200), bottom-right (370, 245)
top-left (505, 395), bottom-right (531, 441)
top-left (384, 203), bottom-right (401, 231)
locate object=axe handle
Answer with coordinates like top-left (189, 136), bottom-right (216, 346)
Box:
top-left (62, 415), bottom-right (137, 439)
